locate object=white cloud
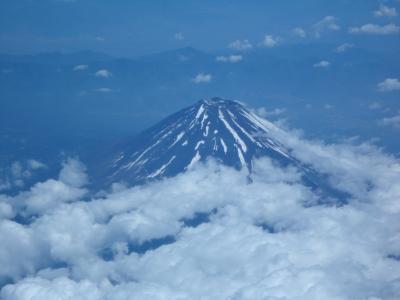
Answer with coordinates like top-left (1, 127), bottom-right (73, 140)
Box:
top-left (0, 160), bottom-right (46, 192)
top-left (350, 23), bottom-right (400, 34)
top-left (380, 113), bottom-right (400, 129)
top-left (73, 65), bottom-right (88, 71)
top-left (95, 36), bottom-right (105, 42)
top-left (334, 43), bottom-right (354, 53)
top-left (324, 104), bottom-right (333, 110)
top-left (28, 160), bottom-right (46, 170)
top-left (174, 32), bottom-right (184, 40)
top-left (262, 35), bottom-right (278, 47)
top-left (313, 16), bottom-right (340, 37)
top-left (313, 60), bottom-right (331, 68)
top-left (374, 5), bottom-right (397, 17)
top-left (377, 78), bottom-right (400, 92)
top-left (58, 158), bottom-right (88, 188)
top-left (95, 69), bottom-right (112, 78)
top-left (216, 55), bottom-right (243, 63)
top-left (94, 88), bottom-right (113, 93)
top-left (228, 39), bottom-right (253, 51)
top-left (255, 107), bottom-right (286, 118)
top-left (192, 73), bottom-right (212, 84)
top-left (1, 120), bottom-right (400, 299)
top-left (293, 27), bottom-right (307, 38)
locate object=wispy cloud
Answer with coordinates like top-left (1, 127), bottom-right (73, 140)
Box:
top-left (216, 55), bottom-right (243, 63)
top-left (349, 23), bottom-right (400, 34)
top-left (377, 78), bottom-right (400, 92)
top-left (95, 69), bottom-right (112, 78)
top-left (313, 16), bottom-right (340, 37)
top-left (313, 60), bottom-right (331, 68)
top-left (228, 39), bottom-right (253, 51)
top-left (192, 73), bottom-right (212, 83)
top-left (380, 113), bottom-right (400, 129)
top-left (374, 5), bottom-right (397, 18)
top-left (174, 32), bottom-right (184, 40)
top-left (255, 107), bottom-right (286, 117)
top-left (73, 64), bottom-right (88, 71)
top-left (368, 102), bottom-right (382, 110)
top-left (94, 88), bottom-right (113, 93)
top-left (334, 43), bottom-right (354, 53)
top-left (293, 27), bottom-right (307, 38)
top-left (95, 36), bottom-right (105, 42)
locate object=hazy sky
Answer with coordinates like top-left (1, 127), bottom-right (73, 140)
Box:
top-left (1, 0), bottom-right (399, 56)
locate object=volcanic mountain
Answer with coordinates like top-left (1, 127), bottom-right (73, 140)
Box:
top-left (94, 97), bottom-right (308, 187)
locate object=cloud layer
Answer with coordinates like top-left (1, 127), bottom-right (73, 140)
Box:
top-left (0, 124), bottom-right (399, 299)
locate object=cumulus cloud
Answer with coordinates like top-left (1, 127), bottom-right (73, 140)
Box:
top-left (313, 60), bottom-right (331, 68)
top-left (58, 158), bottom-right (88, 188)
top-left (334, 43), bottom-right (354, 53)
top-left (377, 78), bottom-right (400, 92)
top-left (228, 39), bottom-right (253, 51)
top-left (0, 160), bottom-right (46, 192)
top-left (349, 23), bottom-right (400, 34)
top-left (313, 16), bottom-right (340, 37)
top-left (380, 113), bottom-right (400, 129)
top-left (293, 27), bottom-right (307, 38)
top-left (174, 32), bottom-right (184, 40)
top-left (216, 55), bottom-right (243, 63)
top-left (192, 73), bottom-right (212, 84)
top-left (261, 35), bottom-right (278, 47)
top-left (73, 64), bottom-right (88, 71)
top-left (374, 5), bottom-right (397, 18)
top-left (1, 122), bottom-right (400, 299)
top-left (95, 69), bottom-right (112, 78)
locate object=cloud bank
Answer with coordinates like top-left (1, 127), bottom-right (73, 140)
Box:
top-left (0, 124), bottom-right (399, 299)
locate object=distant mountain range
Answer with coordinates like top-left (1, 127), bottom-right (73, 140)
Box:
top-left (1, 45), bottom-right (399, 170)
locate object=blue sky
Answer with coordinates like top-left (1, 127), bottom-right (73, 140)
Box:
top-left (0, 0), bottom-right (399, 56)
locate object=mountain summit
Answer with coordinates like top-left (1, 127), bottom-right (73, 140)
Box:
top-left (97, 97), bottom-right (300, 186)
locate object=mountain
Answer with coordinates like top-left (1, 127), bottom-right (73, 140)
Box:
top-left (95, 97), bottom-right (304, 187)
top-left (0, 50), bottom-right (113, 65)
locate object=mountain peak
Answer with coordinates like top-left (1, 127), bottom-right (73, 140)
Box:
top-left (196, 97), bottom-right (244, 108)
top-left (96, 98), bottom-right (296, 186)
